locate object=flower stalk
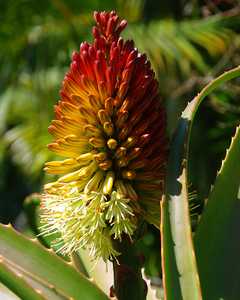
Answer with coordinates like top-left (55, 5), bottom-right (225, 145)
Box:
top-left (112, 237), bottom-right (147, 300)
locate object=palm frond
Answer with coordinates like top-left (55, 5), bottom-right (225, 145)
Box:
top-left (126, 14), bottom-right (238, 76)
top-left (117, 0), bottom-right (145, 22)
top-left (1, 68), bottom-right (62, 177)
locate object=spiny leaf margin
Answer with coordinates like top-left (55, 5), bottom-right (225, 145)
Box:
top-left (0, 258), bottom-right (46, 300)
top-left (194, 125), bottom-right (240, 299)
top-left (161, 65), bottom-right (240, 300)
top-left (0, 224), bottom-right (109, 300)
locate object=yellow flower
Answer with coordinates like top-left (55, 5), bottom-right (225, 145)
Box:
top-left (41, 11), bottom-right (168, 262)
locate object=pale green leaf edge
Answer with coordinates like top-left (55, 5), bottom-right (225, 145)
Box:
top-left (0, 224), bottom-right (109, 300)
top-left (2, 257), bottom-right (70, 300)
top-left (161, 65), bottom-right (240, 300)
top-left (194, 125), bottom-right (240, 299)
top-left (0, 258), bottom-right (46, 300)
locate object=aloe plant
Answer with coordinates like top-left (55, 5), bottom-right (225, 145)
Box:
top-left (1, 65), bottom-right (239, 300)
top-left (0, 9), bottom-right (240, 300)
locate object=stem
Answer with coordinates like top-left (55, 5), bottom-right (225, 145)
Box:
top-left (112, 238), bottom-right (147, 300)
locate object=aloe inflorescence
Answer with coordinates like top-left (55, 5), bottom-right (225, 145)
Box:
top-left (40, 11), bottom-right (168, 262)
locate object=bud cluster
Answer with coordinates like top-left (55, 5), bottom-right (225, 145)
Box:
top-left (41, 11), bottom-right (167, 261)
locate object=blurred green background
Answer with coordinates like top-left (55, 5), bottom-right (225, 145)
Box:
top-left (0, 0), bottom-right (240, 286)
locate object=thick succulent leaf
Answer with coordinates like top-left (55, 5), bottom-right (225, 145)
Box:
top-left (0, 283), bottom-right (20, 300)
top-left (0, 224), bottom-right (109, 300)
top-left (70, 252), bottom-right (89, 278)
top-left (194, 125), bottom-right (240, 300)
top-left (4, 258), bottom-right (69, 300)
top-left (161, 65), bottom-right (240, 300)
top-left (0, 259), bottom-right (46, 300)
top-left (161, 139), bottom-right (202, 299)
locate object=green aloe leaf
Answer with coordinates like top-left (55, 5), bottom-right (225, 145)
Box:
top-left (161, 65), bottom-right (240, 300)
top-left (70, 252), bottom-right (89, 278)
top-left (2, 257), bottom-right (70, 300)
top-left (161, 136), bottom-right (202, 300)
top-left (194, 125), bottom-right (240, 300)
top-left (0, 259), bottom-right (46, 300)
top-left (0, 224), bottom-right (109, 300)
top-left (0, 282), bottom-right (21, 300)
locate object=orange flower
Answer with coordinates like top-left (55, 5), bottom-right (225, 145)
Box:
top-left (41, 11), bottom-right (168, 261)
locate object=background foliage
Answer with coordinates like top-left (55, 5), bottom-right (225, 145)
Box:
top-left (0, 0), bottom-right (240, 297)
